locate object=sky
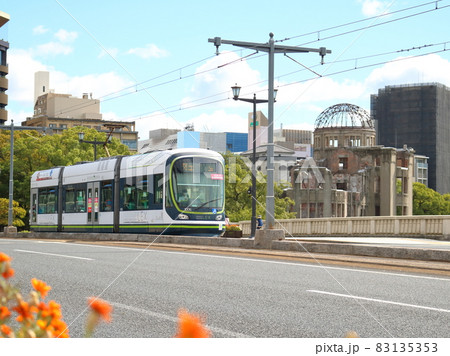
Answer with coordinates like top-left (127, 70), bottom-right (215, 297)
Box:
top-left (2, 0), bottom-right (450, 140)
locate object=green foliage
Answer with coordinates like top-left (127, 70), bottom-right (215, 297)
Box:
top-left (0, 198), bottom-right (27, 227)
top-left (412, 182), bottom-right (450, 215)
top-left (224, 224), bottom-right (242, 231)
top-left (0, 127), bottom-right (131, 225)
top-left (222, 152), bottom-right (295, 222)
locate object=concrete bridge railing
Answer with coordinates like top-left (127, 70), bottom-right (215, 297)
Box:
top-left (239, 215), bottom-right (450, 240)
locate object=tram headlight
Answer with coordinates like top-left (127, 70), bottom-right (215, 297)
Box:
top-left (177, 213), bottom-right (189, 220)
top-left (215, 214), bottom-right (223, 220)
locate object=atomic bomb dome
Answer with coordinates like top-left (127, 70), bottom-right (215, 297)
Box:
top-left (313, 103), bottom-right (376, 151)
top-left (314, 103), bottom-right (374, 129)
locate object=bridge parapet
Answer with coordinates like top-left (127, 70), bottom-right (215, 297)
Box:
top-left (240, 215), bottom-right (450, 240)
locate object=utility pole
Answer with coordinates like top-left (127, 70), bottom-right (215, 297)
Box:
top-left (209, 33), bottom-right (331, 231)
top-left (0, 121), bottom-right (48, 235)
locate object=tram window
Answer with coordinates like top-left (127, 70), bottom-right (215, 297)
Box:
top-left (38, 188), bottom-right (57, 214)
top-left (136, 177), bottom-right (149, 210)
top-left (31, 193), bottom-right (37, 222)
top-left (153, 174), bottom-right (163, 205)
top-left (122, 178), bottom-right (137, 210)
top-left (100, 181), bottom-right (113, 211)
top-left (64, 184), bottom-right (86, 213)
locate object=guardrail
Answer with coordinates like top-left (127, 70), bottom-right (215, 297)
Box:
top-left (239, 215), bottom-right (450, 240)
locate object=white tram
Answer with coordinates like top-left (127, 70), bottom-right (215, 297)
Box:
top-left (30, 149), bottom-right (225, 235)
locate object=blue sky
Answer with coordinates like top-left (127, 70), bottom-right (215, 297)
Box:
top-left (2, 0), bottom-right (450, 139)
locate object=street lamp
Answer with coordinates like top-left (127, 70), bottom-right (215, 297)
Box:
top-left (231, 84), bottom-right (278, 238)
top-left (78, 132), bottom-right (109, 161)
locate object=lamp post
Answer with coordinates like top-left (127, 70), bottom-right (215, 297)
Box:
top-left (210, 33), bottom-right (330, 231)
top-left (78, 132), bottom-right (110, 161)
top-left (231, 85), bottom-right (277, 238)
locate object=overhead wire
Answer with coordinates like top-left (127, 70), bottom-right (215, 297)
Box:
top-left (119, 40), bottom-right (450, 123)
top-left (276, 0), bottom-right (444, 44)
top-left (52, 0), bottom-right (449, 125)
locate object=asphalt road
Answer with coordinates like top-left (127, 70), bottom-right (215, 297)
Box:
top-left (1, 238), bottom-right (449, 338)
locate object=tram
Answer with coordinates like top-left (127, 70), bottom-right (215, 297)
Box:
top-left (30, 148), bottom-right (225, 235)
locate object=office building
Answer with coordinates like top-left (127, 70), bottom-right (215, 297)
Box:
top-left (371, 83), bottom-right (450, 194)
top-left (22, 71), bottom-right (138, 151)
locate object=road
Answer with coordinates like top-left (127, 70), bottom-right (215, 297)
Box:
top-left (1, 238), bottom-right (449, 338)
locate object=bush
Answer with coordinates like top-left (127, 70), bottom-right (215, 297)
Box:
top-left (225, 224), bottom-right (241, 231)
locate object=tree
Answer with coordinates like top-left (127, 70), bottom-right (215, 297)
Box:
top-left (0, 127), bottom-right (131, 226)
top-left (0, 198), bottom-right (27, 228)
top-left (412, 182), bottom-right (450, 215)
top-left (222, 152), bottom-right (295, 222)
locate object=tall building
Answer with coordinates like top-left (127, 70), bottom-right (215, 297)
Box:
top-left (0, 11), bottom-right (9, 125)
top-left (371, 83), bottom-right (450, 194)
top-left (22, 71), bottom-right (138, 151)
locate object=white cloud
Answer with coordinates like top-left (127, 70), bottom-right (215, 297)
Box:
top-left (35, 42), bottom-right (73, 56)
top-left (364, 54), bottom-right (450, 94)
top-left (358, 0), bottom-right (389, 17)
top-left (7, 49), bottom-right (133, 110)
top-left (98, 47), bottom-right (119, 59)
top-left (8, 49), bottom-right (48, 104)
top-left (54, 29), bottom-right (78, 43)
top-left (189, 110), bottom-right (247, 133)
top-left (134, 112), bottom-right (184, 139)
top-left (51, 71), bottom-right (133, 99)
top-left (127, 44), bottom-right (169, 59)
top-left (32, 25), bottom-right (49, 35)
top-left (183, 51), bottom-right (262, 109)
top-left (3, 109), bottom-right (33, 126)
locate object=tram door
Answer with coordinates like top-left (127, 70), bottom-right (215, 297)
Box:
top-left (87, 182), bottom-right (100, 230)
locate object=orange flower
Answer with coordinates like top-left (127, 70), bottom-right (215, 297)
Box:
top-left (0, 252), bottom-right (11, 263)
top-left (88, 297), bottom-right (112, 322)
top-left (1, 267), bottom-right (14, 279)
top-left (0, 306), bottom-right (11, 320)
top-left (50, 318), bottom-right (69, 338)
top-left (174, 309), bottom-right (211, 338)
top-left (13, 300), bottom-right (36, 323)
top-left (1, 324), bottom-right (13, 337)
top-left (31, 278), bottom-right (52, 299)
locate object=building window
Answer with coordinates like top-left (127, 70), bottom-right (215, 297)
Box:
top-left (122, 139), bottom-right (137, 150)
top-left (60, 124), bottom-right (67, 129)
top-left (349, 136), bottom-right (361, 147)
top-left (336, 182), bottom-right (347, 190)
top-left (328, 136), bottom-right (338, 147)
top-left (338, 157), bottom-right (348, 171)
top-left (49, 124), bottom-right (57, 128)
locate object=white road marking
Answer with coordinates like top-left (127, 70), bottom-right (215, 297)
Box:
top-left (110, 301), bottom-right (252, 338)
top-left (307, 290), bottom-right (450, 313)
top-left (6, 239), bottom-right (450, 282)
top-left (14, 249), bottom-right (94, 261)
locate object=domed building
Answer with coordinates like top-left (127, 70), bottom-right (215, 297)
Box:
top-left (313, 103), bottom-right (376, 153)
top-left (288, 103), bottom-right (414, 218)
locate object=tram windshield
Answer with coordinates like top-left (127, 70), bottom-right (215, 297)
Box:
top-left (171, 157), bottom-right (224, 212)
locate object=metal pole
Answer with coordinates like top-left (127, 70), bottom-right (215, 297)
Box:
top-left (266, 33), bottom-right (275, 229)
top-left (209, 34), bottom-right (330, 231)
top-left (94, 140), bottom-right (97, 161)
top-left (8, 120), bottom-right (14, 227)
top-left (251, 95), bottom-right (257, 237)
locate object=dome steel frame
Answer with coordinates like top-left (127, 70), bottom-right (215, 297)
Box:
top-left (315, 103), bottom-right (374, 129)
